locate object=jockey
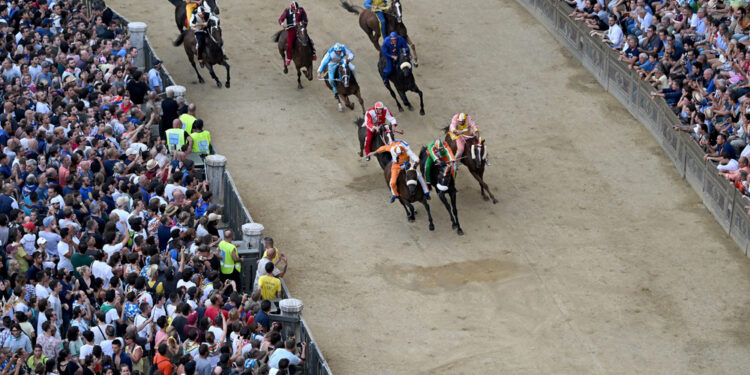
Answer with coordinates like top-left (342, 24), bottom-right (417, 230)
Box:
top-left (449, 112), bottom-right (490, 165)
top-left (380, 32), bottom-right (409, 85)
top-left (317, 43), bottom-right (356, 100)
top-left (185, 0), bottom-right (201, 28)
top-left (278, 1), bottom-right (317, 66)
top-left (366, 139), bottom-right (429, 203)
top-left (363, 101), bottom-right (397, 161)
top-left (364, 0), bottom-right (388, 40)
top-left (425, 139), bottom-right (455, 189)
top-left (190, 2), bottom-right (210, 66)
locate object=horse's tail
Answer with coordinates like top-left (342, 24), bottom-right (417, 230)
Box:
top-left (419, 146), bottom-right (427, 176)
top-left (173, 30), bottom-right (188, 47)
top-left (441, 126), bottom-right (450, 134)
top-left (341, 1), bottom-right (364, 14)
top-left (354, 117), bottom-right (364, 128)
top-left (272, 30), bottom-right (283, 43)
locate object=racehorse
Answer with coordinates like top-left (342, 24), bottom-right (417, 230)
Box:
top-left (443, 129), bottom-right (498, 204)
top-left (174, 0), bottom-right (220, 32)
top-left (384, 161), bottom-right (434, 230)
top-left (355, 117), bottom-right (393, 169)
top-left (419, 147), bottom-right (463, 235)
top-left (378, 51), bottom-right (424, 115)
top-left (273, 24), bottom-right (313, 89)
top-left (340, 0), bottom-right (419, 66)
top-left (173, 18), bottom-right (231, 88)
top-left (322, 61), bottom-right (365, 113)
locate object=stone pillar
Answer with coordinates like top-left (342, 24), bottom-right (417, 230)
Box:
top-left (166, 85), bottom-right (186, 99)
top-left (128, 22), bottom-right (147, 70)
top-left (239, 222), bottom-right (265, 293)
top-left (205, 154), bottom-right (227, 203)
top-left (279, 299), bottom-right (303, 338)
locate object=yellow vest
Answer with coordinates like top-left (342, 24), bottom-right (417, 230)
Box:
top-left (219, 241), bottom-right (240, 274)
top-left (191, 131), bottom-right (211, 153)
top-left (180, 114), bottom-right (197, 134)
top-left (165, 128), bottom-right (185, 152)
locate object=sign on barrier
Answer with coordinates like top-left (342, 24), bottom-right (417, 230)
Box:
top-left (607, 56), bottom-right (635, 106)
top-left (702, 159), bottom-right (734, 233)
top-left (577, 27), bottom-right (608, 88)
top-left (658, 107), bottom-right (687, 177)
top-left (729, 189), bottom-right (750, 255)
top-left (683, 134), bottom-right (706, 195)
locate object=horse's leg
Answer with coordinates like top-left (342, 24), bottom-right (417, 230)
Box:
top-left (223, 61), bottom-right (231, 88)
top-left (450, 190), bottom-right (463, 235)
top-left (413, 86), bottom-right (425, 116)
top-left (401, 201), bottom-right (414, 222)
top-left (421, 200), bottom-right (435, 231)
top-left (343, 95), bottom-right (354, 110)
top-left (355, 90), bottom-right (365, 114)
top-left (438, 192), bottom-right (456, 228)
top-left (281, 48), bottom-right (288, 74)
top-left (406, 36), bottom-right (418, 67)
top-left (296, 66), bottom-right (303, 89)
top-left (384, 81), bottom-right (403, 112)
top-left (397, 88), bottom-right (412, 111)
top-left (185, 46), bottom-right (205, 84)
top-left (406, 201), bottom-right (416, 221)
top-left (469, 169), bottom-right (498, 204)
top-left (206, 64), bottom-right (222, 88)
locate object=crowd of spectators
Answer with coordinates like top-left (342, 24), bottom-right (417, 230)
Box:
top-left (565, 0), bottom-right (750, 214)
top-left (0, 0), bottom-right (301, 375)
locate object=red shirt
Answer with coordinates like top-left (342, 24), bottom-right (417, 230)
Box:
top-left (205, 305), bottom-right (227, 323)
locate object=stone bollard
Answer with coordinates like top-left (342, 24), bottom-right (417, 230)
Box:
top-left (128, 22), bottom-right (147, 70)
top-left (279, 298), bottom-right (303, 338)
top-left (205, 154), bottom-right (227, 203)
top-left (166, 85), bottom-right (186, 99)
top-left (239, 222), bottom-right (264, 292)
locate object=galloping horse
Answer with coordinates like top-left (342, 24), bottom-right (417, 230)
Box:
top-left (419, 147), bottom-right (463, 235)
top-left (174, 0), bottom-right (220, 32)
top-left (443, 129), bottom-right (498, 204)
top-left (173, 18), bottom-right (231, 88)
top-left (273, 24), bottom-right (313, 89)
top-left (378, 51), bottom-right (424, 115)
top-left (322, 61), bottom-right (365, 113)
top-left (340, 0), bottom-right (419, 65)
top-left (355, 118), bottom-right (393, 169)
top-left (384, 161), bottom-right (434, 230)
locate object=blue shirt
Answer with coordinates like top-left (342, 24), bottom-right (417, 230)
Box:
top-left (381, 32), bottom-right (409, 58)
top-left (254, 310), bottom-right (270, 330)
top-left (148, 68), bottom-right (162, 91)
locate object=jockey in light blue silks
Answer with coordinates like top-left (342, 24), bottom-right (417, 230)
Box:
top-left (364, 0), bottom-right (388, 40)
top-left (317, 43), bottom-right (356, 99)
top-left (381, 32), bottom-right (409, 85)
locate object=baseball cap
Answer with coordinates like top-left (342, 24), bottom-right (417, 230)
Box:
top-left (36, 237), bottom-right (47, 245)
top-left (43, 216), bottom-right (54, 228)
top-left (208, 213), bottom-right (221, 222)
top-left (22, 222), bottom-right (35, 231)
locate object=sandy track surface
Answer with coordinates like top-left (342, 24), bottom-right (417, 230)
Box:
top-left (110, 0), bottom-right (750, 373)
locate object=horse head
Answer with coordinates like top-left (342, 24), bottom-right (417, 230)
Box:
top-left (470, 137), bottom-right (485, 169)
top-left (296, 24), bottom-right (309, 46)
top-left (206, 0), bottom-right (220, 15)
top-left (404, 163), bottom-right (418, 196)
top-left (390, 0), bottom-right (402, 23)
top-left (339, 60), bottom-right (350, 88)
top-left (435, 161), bottom-right (453, 193)
top-left (398, 52), bottom-right (412, 78)
top-left (207, 19), bottom-right (223, 47)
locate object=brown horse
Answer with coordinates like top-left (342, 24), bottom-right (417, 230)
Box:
top-left (273, 25), bottom-right (313, 89)
top-left (355, 117), bottom-right (393, 168)
top-left (322, 61), bottom-right (365, 114)
top-left (443, 130), bottom-right (498, 204)
top-left (340, 0), bottom-right (419, 66)
top-left (174, 0), bottom-right (220, 32)
top-left (173, 19), bottom-right (230, 88)
top-left (384, 161), bottom-right (434, 230)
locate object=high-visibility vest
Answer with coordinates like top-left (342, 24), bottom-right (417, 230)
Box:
top-left (191, 130), bottom-right (211, 153)
top-left (180, 114), bottom-right (196, 134)
top-left (219, 241), bottom-right (240, 274)
top-left (165, 128), bottom-right (185, 152)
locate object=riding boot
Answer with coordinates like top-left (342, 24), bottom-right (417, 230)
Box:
top-left (365, 156), bottom-right (370, 161)
top-left (390, 195), bottom-right (398, 203)
top-left (334, 92), bottom-right (339, 100)
top-left (311, 40), bottom-right (317, 60)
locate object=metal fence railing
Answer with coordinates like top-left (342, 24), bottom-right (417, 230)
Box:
top-left (222, 169), bottom-right (253, 235)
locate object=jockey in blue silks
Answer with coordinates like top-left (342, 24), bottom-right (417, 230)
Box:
top-left (381, 32), bottom-right (409, 84)
top-left (317, 43), bottom-right (356, 99)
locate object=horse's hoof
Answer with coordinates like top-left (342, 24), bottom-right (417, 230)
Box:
top-left (407, 105), bottom-right (414, 111)
top-left (398, 106), bottom-right (404, 112)
top-left (199, 79), bottom-right (205, 84)
top-left (297, 84), bottom-right (303, 89)
top-left (216, 81), bottom-right (222, 88)
top-left (408, 217), bottom-right (415, 223)
top-left (492, 199), bottom-right (498, 204)
top-left (483, 196), bottom-right (490, 201)
top-left (283, 68), bottom-right (288, 74)
top-left (348, 104), bottom-right (355, 110)
top-left (337, 103), bottom-right (343, 112)
top-left (225, 82), bottom-right (230, 88)
top-left (414, 62), bottom-right (419, 68)
top-left (457, 228), bottom-right (464, 236)
top-left (429, 223), bottom-right (435, 231)
top-left (452, 223), bottom-right (458, 230)
top-left (419, 110), bottom-right (425, 116)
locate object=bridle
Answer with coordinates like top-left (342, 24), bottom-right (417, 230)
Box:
top-left (391, 0), bottom-right (402, 23)
top-left (296, 25), bottom-right (309, 46)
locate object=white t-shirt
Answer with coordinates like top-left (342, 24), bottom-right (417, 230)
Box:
top-left (92, 261), bottom-right (114, 286)
top-left (177, 280), bottom-right (196, 291)
top-left (607, 24), bottom-right (624, 48)
top-left (718, 158), bottom-right (739, 171)
top-left (103, 243), bottom-right (124, 261)
top-left (35, 284), bottom-right (50, 299)
top-left (92, 324), bottom-right (109, 345)
top-left (207, 326), bottom-right (223, 344)
top-left (105, 309), bottom-right (120, 326)
top-left (134, 314), bottom-right (150, 339)
top-left (79, 344), bottom-right (94, 360)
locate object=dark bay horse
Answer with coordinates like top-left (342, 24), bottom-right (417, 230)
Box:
top-left (174, 0), bottom-right (220, 32)
top-left (355, 117), bottom-right (393, 169)
top-left (340, 0), bottom-right (419, 65)
top-left (378, 52), bottom-right (424, 115)
top-left (323, 61), bottom-right (365, 113)
top-left (443, 130), bottom-right (498, 204)
top-left (420, 147), bottom-right (463, 235)
top-left (273, 25), bottom-right (313, 89)
top-left (173, 19), bottom-right (230, 88)
top-left (384, 161), bottom-right (434, 230)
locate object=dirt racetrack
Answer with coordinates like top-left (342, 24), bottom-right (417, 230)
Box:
top-left (111, 0), bottom-right (750, 373)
